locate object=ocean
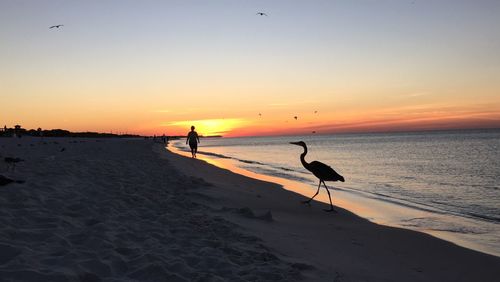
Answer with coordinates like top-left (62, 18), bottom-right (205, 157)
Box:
top-left (169, 129), bottom-right (500, 257)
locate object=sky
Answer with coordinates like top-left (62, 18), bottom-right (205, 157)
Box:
top-left (1, 0), bottom-right (499, 137)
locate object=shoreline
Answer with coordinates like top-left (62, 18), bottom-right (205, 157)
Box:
top-left (164, 142), bottom-right (500, 281)
top-left (168, 141), bottom-right (500, 258)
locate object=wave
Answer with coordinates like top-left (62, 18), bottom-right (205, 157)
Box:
top-left (465, 212), bottom-right (500, 223)
top-left (196, 150), bottom-right (232, 159)
top-left (333, 186), bottom-right (500, 224)
top-left (193, 149), bottom-right (308, 177)
top-left (172, 144), bottom-right (316, 186)
top-left (240, 166), bottom-right (314, 183)
top-left (238, 159), bottom-right (266, 165)
top-left (400, 217), bottom-right (486, 235)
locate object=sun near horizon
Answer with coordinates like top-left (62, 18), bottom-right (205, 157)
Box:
top-left (1, 1), bottom-right (500, 137)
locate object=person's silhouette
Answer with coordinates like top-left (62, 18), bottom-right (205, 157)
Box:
top-left (186, 126), bottom-right (200, 158)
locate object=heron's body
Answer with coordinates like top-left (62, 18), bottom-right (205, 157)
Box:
top-left (308, 161), bottom-right (344, 181)
top-left (291, 141), bottom-right (344, 212)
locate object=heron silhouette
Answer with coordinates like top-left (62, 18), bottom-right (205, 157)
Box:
top-left (290, 141), bottom-right (344, 212)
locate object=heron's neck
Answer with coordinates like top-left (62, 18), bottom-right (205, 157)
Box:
top-left (300, 147), bottom-right (309, 168)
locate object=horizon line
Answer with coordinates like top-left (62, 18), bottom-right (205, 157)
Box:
top-left (3, 125), bottom-right (499, 138)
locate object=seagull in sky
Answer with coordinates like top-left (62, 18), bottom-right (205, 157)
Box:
top-left (256, 12), bottom-right (268, 16)
top-left (49, 25), bottom-right (64, 29)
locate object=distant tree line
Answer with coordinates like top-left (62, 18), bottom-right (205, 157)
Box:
top-left (0, 125), bottom-right (141, 138)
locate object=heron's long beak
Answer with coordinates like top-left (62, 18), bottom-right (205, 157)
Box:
top-left (290, 142), bottom-right (300, 145)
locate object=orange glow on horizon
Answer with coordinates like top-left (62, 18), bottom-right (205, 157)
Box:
top-left (5, 102), bottom-right (500, 137)
top-left (164, 118), bottom-right (247, 137)
top-left (154, 108), bottom-right (500, 138)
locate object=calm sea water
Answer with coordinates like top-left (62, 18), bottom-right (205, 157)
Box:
top-left (171, 129), bottom-right (500, 256)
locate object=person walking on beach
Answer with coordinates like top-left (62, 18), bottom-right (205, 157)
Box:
top-left (186, 126), bottom-right (200, 158)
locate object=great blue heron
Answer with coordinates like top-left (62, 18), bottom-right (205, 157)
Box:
top-left (290, 141), bottom-right (344, 212)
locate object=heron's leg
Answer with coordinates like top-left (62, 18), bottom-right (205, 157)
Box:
top-left (322, 181), bottom-right (337, 213)
top-left (302, 180), bottom-right (321, 204)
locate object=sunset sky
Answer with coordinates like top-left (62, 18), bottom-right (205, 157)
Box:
top-left (1, 0), bottom-right (499, 137)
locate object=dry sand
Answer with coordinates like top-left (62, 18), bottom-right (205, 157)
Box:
top-left (0, 137), bottom-right (499, 281)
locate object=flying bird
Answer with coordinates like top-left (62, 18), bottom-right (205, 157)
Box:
top-left (294, 116), bottom-right (298, 120)
top-left (49, 25), bottom-right (64, 29)
top-left (290, 141), bottom-right (345, 212)
top-left (256, 12), bottom-right (268, 16)
top-left (314, 111), bottom-right (318, 114)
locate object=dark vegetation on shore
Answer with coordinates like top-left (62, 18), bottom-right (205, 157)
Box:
top-left (0, 125), bottom-right (141, 138)
top-left (0, 125), bottom-right (222, 139)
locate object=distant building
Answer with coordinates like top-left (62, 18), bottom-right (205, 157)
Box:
top-left (0, 125), bottom-right (8, 137)
top-left (14, 125), bottom-right (24, 138)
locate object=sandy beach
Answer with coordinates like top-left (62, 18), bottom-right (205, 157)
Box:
top-left (1, 137), bottom-right (499, 281)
